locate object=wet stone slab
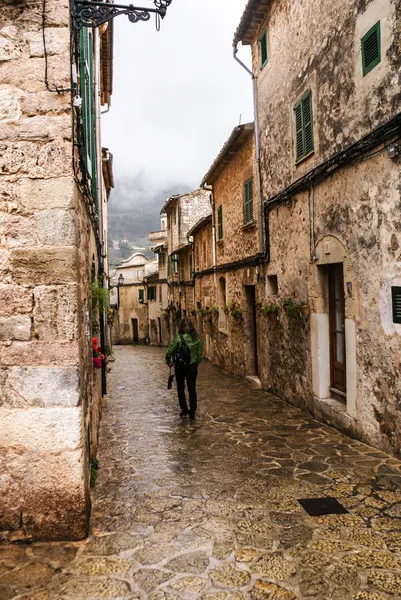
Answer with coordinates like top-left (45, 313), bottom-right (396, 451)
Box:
top-left (1, 345), bottom-right (401, 599)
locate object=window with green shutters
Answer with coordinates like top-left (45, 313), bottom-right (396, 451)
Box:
top-left (259, 29), bottom-right (268, 69)
top-left (362, 21), bottom-right (381, 76)
top-left (79, 28), bottom-right (97, 208)
top-left (148, 286), bottom-right (156, 301)
top-left (217, 206), bottom-right (223, 241)
top-left (294, 91), bottom-right (314, 162)
top-left (244, 178), bottom-right (254, 224)
top-left (138, 289), bottom-right (144, 303)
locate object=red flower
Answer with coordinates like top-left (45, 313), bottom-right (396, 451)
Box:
top-left (93, 357), bottom-right (102, 369)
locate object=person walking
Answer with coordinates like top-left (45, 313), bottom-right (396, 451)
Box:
top-left (166, 318), bottom-right (202, 419)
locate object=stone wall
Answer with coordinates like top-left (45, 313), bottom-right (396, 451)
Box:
top-left (0, 0), bottom-right (100, 540)
top-left (251, 0), bottom-right (400, 199)
top-left (247, 0), bottom-right (401, 455)
top-left (213, 134), bottom-right (258, 265)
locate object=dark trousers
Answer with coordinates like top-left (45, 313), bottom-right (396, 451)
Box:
top-left (175, 363), bottom-right (198, 414)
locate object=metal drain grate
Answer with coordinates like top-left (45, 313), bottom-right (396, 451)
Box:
top-left (298, 497), bottom-right (348, 516)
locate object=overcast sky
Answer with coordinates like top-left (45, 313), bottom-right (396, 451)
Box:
top-left (102, 0), bottom-right (253, 191)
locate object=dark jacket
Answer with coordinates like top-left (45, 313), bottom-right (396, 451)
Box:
top-left (166, 332), bottom-right (203, 366)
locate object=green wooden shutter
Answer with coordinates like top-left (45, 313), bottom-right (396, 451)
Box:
top-left (294, 91), bottom-right (314, 162)
top-left (244, 178), bottom-right (253, 224)
top-left (217, 206), bottom-right (223, 240)
top-left (79, 28), bottom-right (97, 209)
top-left (294, 102), bottom-right (304, 161)
top-left (260, 29), bottom-right (268, 68)
top-left (392, 287), bottom-right (401, 324)
top-left (138, 289), bottom-right (144, 302)
top-left (362, 21), bottom-right (381, 76)
top-left (168, 256), bottom-right (171, 276)
top-left (303, 92), bottom-right (314, 155)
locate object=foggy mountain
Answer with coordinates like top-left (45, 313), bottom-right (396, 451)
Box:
top-left (107, 173), bottom-right (193, 266)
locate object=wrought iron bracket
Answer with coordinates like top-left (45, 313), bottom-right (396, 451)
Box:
top-left (72, 0), bottom-right (169, 30)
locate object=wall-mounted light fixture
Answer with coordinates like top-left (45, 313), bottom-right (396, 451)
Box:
top-left (118, 274), bottom-right (125, 286)
top-left (72, 0), bottom-right (172, 30)
top-left (387, 143), bottom-right (400, 160)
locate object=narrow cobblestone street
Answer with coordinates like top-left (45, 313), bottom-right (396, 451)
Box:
top-left (2, 346), bottom-right (401, 599)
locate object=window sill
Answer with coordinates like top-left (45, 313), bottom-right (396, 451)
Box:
top-left (216, 239), bottom-right (224, 246)
top-left (295, 150), bottom-right (315, 166)
top-left (218, 328), bottom-right (229, 336)
top-left (242, 220), bottom-right (256, 231)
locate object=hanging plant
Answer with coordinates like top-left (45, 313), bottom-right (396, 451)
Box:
top-left (261, 303), bottom-right (280, 314)
top-left (92, 278), bottom-right (109, 334)
top-left (283, 298), bottom-right (305, 319)
top-left (92, 337), bottom-right (105, 370)
top-left (227, 300), bottom-right (243, 320)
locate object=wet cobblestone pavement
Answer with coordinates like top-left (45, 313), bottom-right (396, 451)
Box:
top-left (2, 346), bottom-right (401, 599)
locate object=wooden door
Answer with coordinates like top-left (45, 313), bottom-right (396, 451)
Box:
top-left (328, 264), bottom-right (346, 395)
top-left (132, 319), bottom-right (139, 343)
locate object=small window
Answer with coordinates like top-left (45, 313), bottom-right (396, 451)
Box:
top-left (259, 29), bottom-right (268, 69)
top-left (266, 274), bottom-right (278, 296)
top-left (159, 286), bottom-right (162, 303)
top-left (362, 21), bottom-right (381, 77)
top-left (392, 287), bottom-right (401, 324)
top-left (294, 90), bottom-right (314, 162)
top-left (217, 206), bottom-right (223, 241)
top-left (138, 289), bottom-right (144, 302)
top-left (244, 178), bottom-right (254, 224)
top-left (148, 286), bottom-right (156, 301)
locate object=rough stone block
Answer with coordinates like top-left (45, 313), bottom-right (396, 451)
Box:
top-left (17, 176), bottom-right (76, 211)
top-left (0, 56), bottom-right (70, 94)
top-left (0, 406), bottom-right (82, 452)
top-left (11, 247), bottom-right (77, 285)
top-left (0, 140), bottom-right (72, 177)
top-left (27, 28), bottom-right (69, 58)
top-left (33, 284), bottom-right (79, 340)
top-left (0, 26), bottom-right (23, 61)
top-left (5, 214), bottom-right (36, 247)
top-left (20, 90), bottom-right (70, 117)
top-left (0, 115), bottom-right (71, 142)
top-left (8, 366), bottom-right (80, 406)
top-left (36, 210), bottom-right (76, 246)
top-left (0, 88), bottom-right (21, 121)
top-left (0, 283), bottom-right (32, 317)
top-left (1, 341), bottom-right (80, 367)
top-left (0, 316), bottom-right (31, 341)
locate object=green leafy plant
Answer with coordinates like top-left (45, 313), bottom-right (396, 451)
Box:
top-left (92, 278), bottom-right (109, 333)
top-left (90, 459), bottom-right (99, 487)
top-left (283, 298), bottom-right (304, 318)
top-left (211, 305), bottom-right (219, 316)
top-left (227, 300), bottom-right (243, 320)
top-left (261, 303), bottom-right (280, 314)
top-left (223, 303), bottom-right (230, 314)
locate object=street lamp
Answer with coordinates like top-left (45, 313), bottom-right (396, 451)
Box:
top-left (72, 0), bottom-right (173, 29)
top-left (118, 273), bottom-right (125, 286)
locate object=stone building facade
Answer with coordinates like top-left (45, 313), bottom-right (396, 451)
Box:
top-left (0, 1), bottom-right (113, 540)
top-left (233, 0), bottom-right (401, 454)
top-left (162, 189), bottom-right (211, 334)
top-left (112, 253), bottom-right (149, 345)
top-left (194, 123), bottom-right (264, 383)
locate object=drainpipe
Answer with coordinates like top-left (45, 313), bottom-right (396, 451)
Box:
top-left (94, 27), bottom-right (107, 394)
top-left (233, 45), bottom-right (266, 274)
top-left (202, 184), bottom-right (217, 292)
